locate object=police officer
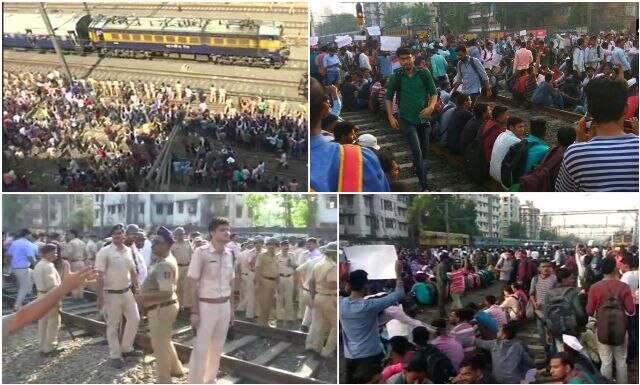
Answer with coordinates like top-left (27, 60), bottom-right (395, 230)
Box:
top-left (124, 225), bottom-right (147, 284)
top-left (95, 224), bottom-right (143, 368)
top-left (135, 227), bottom-right (186, 382)
top-left (276, 239), bottom-right (296, 324)
top-left (255, 237), bottom-right (280, 325)
top-left (296, 238), bottom-right (322, 329)
top-left (306, 242), bottom-right (338, 357)
top-left (170, 227), bottom-right (192, 311)
top-left (33, 244), bottom-right (63, 356)
top-left (187, 217), bottom-right (235, 383)
top-left (175, 80), bottom-right (183, 101)
top-left (209, 84), bottom-right (217, 103)
top-left (64, 229), bottom-right (87, 300)
top-left (218, 87), bottom-right (226, 104)
top-left (85, 234), bottom-right (98, 267)
top-left (235, 236), bottom-right (263, 320)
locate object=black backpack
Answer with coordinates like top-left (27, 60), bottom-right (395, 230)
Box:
top-left (394, 67), bottom-right (432, 103)
top-left (544, 286), bottom-right (579, 338)
top-left (463, 121), bottom-right (500, 183)
top-left (421, 346), bottom-right (457, 384)
top-left (359, 81), bottom-right (372, 100)
top-left (501, 139), bottom-right (536, 188)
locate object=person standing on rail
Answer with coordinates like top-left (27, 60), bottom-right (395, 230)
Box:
top-left (170, 227), bottom-right (193, 313)
top-left (386, 46), bottom-right (439, 192)
top-left (7, 229), bottom-right (38, 312)
top-left (296, 237), bottom-right (323, 332)
top-left (32, 244), bottom-right (63, 356)
top-left (255, 237), bottom-right (280, 325)
top-left (452, 45), bottom-right (492, 107)
top-left (135, 227), bottom-right (187, 383)
top-left (276, 239), bottom-right (296, 325)
top-left (236, 236), bottom-right (263, 320)
top-left (63, 230), bottom-right (87, 301)
top-left (306, 242), bottom-right (338, 357)
top-left (187, 217), bottom-right (235, 384)
top-left (95, 224), bottom-right (143, 369)
top-left (124, 225), bottom-right (148, 285)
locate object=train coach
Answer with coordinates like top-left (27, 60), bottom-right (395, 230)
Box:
top-left (2, 12), bottom-right (290, 68)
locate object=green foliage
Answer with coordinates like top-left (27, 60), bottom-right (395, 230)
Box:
top-left (493, 3), bottom-right (557, 30)
top-left (245, 194), bottom-right (268, 226)
top-left (508, 221), bottom-right (526, 238)
top-left (2, 195), bottom-right (22, 229)
top-left (407, 195), bottom-right (480, 237)
top-left (384, 3), bottom-right (411, 27)
top-left (441, 2), bottom-right (470, 34)
top-left (318, 13), bottom-right (360, 36)
top-left (539, 229), bottom-right (557, 240)
top-left (410, 3), bottom-right (431, 26)
top-left (246, 194), bottom-right (311, 228)
top-left (567, 3), bottom-right (587, 27)
top-left (69, 198), bottom-right (94, 231)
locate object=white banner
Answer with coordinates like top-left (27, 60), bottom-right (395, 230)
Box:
top-left (336, 36), bottom-right (353, 48)
top-left (353, 35), bottom-right (366, 41)
top-left (367, 26), bottom-right (381, 36)
top-left (309, 36), bottom-right (318, 46)
top-left (380, 36), bottom-right (402, 52)
top-left (344, 244), bottom-right (397, 280)
top-left (519, 29), bottom-right (527, 36)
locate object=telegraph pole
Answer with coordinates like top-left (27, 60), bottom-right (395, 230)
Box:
top-left (39, 2), bottom-right (73, 81)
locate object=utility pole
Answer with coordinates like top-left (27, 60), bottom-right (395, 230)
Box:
top-left (83, 2), bottom-right (91, 16)
top-left (39, 2), bottom-right (73, 81)
top-left (586, 2), bottom-right (592, 33)
top-left (444, 201), bottom-right (450, 250)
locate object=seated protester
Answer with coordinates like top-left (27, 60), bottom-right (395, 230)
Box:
top-left (581, 67), bottom-right (597, 87)
top-left (386, 348), bottom-right (429, 384)
top-left (448, 308), bottom-right (477, 360)
top-left (374, 150), bottom-right (409, 192)
top-left (478, 105), bottom-right (509, 165)
top-left (321, 113), bottom-right (339, 139)
top-left (333, 121), bottom-right (358, 145)
top-left (547, 126), bottom-right (578, 188)
top-left (327, 83), bottom-right (342, 117)
top-left (447, 93), bottom-right (474, 155)
top-left (382, 336), bottom-right (415, 382)
top-left (483, 295), bottom-right (508, 327)
top-left (368, 73), bottom-right (384, 112)
top-left (430, 318), bottom-right (465, 371)
top-left (377, 77), bottom-right (390, 113)
top-left (531, 72), bottom-right (564, 108)
top-left (489, 116), bottom-right (525, 184)
top-left (548, 352), bottom-right (597, 384)
top-left (434, 91), bottom-right (461, 144)
top-left (500, 285), bottom-right (522, 321)
top-left (523, 118), bottom-right (550, 173)
top-left (310, 78), bottom-right (389, 192)
top-left (353, 361), bottom-right (383, 384)
top-left (466, 302), bottom-right (498, 340)
top-left (356, 76), bottom-right (373, 109)
top-left (559, 81), bottom-right (582, 111)
top-left (555, 77), bottom-right (639, 192)
top-left (410, 326), bottom-right (458, 384)
top-left (451, 355), bottom-right (497, 384)
top-left (460, 102), bottom-right (492, 153)
top-left (625, 78), bottom-right (638, 119)
top-left (474, 321), bottom-right (536, 384)
top-left (409, 273), bottom-right (432, 305)
top-left (340, 75), bottom-right (358, 111)
top-left (513, 67), bottom-right (537, 101)
top-left (560, 334), bottom-right (608, 382)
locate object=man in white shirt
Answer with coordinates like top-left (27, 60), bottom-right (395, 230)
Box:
top-left (489, 116), bottom-right (525, 185)
top-left (572, 38), bottom-right (586, 78)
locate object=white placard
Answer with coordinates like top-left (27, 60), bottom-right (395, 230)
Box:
top-left (367, 26), bottom-right (381, 36)
top-left (335, 35), bottom-right (348, 42)
top-left (380, 36), bottom-right (402, 52)
top-left (386, 319), bottom-right (409, 338)
top-left (519, 29), bottom-right (527, 36)
top-left (353, 35), bottom-right (366, 41)
top-left (336, 36), bottom-right (352, 48)
top-left (344, 244), bottom-right (397, 280)
top-left (309, 36), bottom-right (318, 46)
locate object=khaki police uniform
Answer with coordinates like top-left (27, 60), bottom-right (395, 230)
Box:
top-left (209, 85), bottom-right (217, 103)
top-left (65, 237), bottom-right (87, 299)
top-left (187, 244), bottom-right (234, 383)
top-left (175, 81), bottom-right (183, 101)
top-left (33, 259), bottom-right (61, 353)
top-left (218, 87), bottom-right (226, 104)
top-left (141, 254), bottom-right (184, 383)
top-left (170, 240), bottom-right (192, 309)
top-left (276, 251), bottom-right (295, 321)
top-left (306, 256), bottom-right (337, 357)
top-left (295, 251), bottom-right (322, 327)
top-left (235, 247), bottom-right (258, 318)
top-left (255, 251), bottom-right (279, 325)
top-left (95, 243), bottom-right (140, 359)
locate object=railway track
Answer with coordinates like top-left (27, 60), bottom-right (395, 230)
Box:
top-left (340, 95), bottom-right (579, 192)
top-left (2, 279), bottom-right (333, 384)
top-left (2, 57), bottom-right (307, 102)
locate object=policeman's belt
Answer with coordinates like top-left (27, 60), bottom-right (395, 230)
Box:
top-left (317, 291), bottom-right (337, 296)
top-left (198, 296), bottom-right (230, 304)
top-left (178, 264), bottom-right (189, 267)
top-left (261, 276), bottom-right (278, 280)
top-left (145, 299), bottom-right (177, 312)
top-left (280, 273), bottom-right (293, 277)
top-left (105, 287), bottom-right (131, 294)
top-left (38, 289), bottom-right (51, 293)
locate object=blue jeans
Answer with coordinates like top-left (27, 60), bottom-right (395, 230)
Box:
top-left (325, 71), bottom-right (340, 85)
top-left (470, 92), bottom-right (480, 106)
top-left (628, 306), bottom-right (639, 361)
top-left (536, 313), bottom-right (552, 359)
top-left (399, 117), bottom-right (430, 190)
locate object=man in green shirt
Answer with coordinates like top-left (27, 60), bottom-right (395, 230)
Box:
top-left (430, 47), bottom-right (449, 88)
top-left (386, 46), bottom-right (438, 191)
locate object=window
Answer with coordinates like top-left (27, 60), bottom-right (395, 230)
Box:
top-left (167, 204), bottom-right (173, 215)
top-left (166, 36), bottom-right (175, 43)
top-left (363, 196), bottom-right (373, 209)
top-left (238, 38), bottom-right (248, 46)
top-left (122, 34), bottom-right (130, 41)
top-left (156, 204), bottom-right (163, 215)
top-left (189, 36), bottom-right (200, 44)
top-left (227, 38), bottom-right (237, 45)
top-left (188, 200), bottom-right (198, 214)
top-left (132, 34), bottom-right (141, 41)
top-left (178, 201), bottom-right (184, 214)
top-left (383, 200), bottom-right (393, 211)
top-left (139, 203), bottom-right (144, 214)
top-left (236, 205), bottom-right (243, 218)
top-left (108, 205), bottom-right (115, 214)
top-left (213, 38), bottom-right (223, 45)
top-left (177, 36), bottom-right (187, 43)
top-left (365, 216), bottom-right (372, 227)
top-left (385, 218), bottom-right (394, 228)
top-left (347, 215), bottom-right (355, 225)
top-left (326, 196), bottom-right (337, 209)
top-left (111, 33), bottom-right (121, 40)
top-left (117, 204), bottom-right (124, 214)
top-left (153, 35), bottom-right (163, 42)
top-left (343, 196), bottom-right (354, 206)
top-left (95, 209), bottom-right (100, 218)
top-left (143, 35), bottom-right (152, 42)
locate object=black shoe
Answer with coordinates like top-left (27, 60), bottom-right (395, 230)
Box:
top-left (109, 358), bottom-right (125, 369)
top-left (300, 325), bottom-right (309, 333)
top-left (122, 349), bottom-right (144, 358)
top-left (41, 347), bottom-right (65, 357)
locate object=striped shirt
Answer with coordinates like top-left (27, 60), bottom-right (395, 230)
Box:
top-left (448, 269), bottom-right (466, 293)
top-left (484, 304), bottom-right (507, 327)
top-left (451, 322), bottom-right (477, 357)
top-left (530, 274), bottom-right (558, 309)
top-left (555, 134), bottom-right (639, 192)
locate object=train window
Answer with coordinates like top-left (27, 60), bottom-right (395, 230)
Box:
top-left (166, 36), bottom-right (175, 43)
top-left (177, 36), bottom-right (187, 43)
top-left (122, 34), bottom-right (130, 41)
top-left (227, 38), bottom-right (237, 45)
top-left (111, 33), bottom-right (120, 40)
top-left (153, 35), bottom-right (163, 42)
top-left (213, 38), bottom-right (223, 45)
top-left (132, 34), bottom-right (141, 41)
top-left (238, 39), bottom-right (248, 46)
top-left (143, 35), bottom-right (152, 42)
top-left (189, 37), bottom-right (200, 44)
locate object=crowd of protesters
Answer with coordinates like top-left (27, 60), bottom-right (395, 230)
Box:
top-left (309, 29), bottom-right (638, 192)
top-left (2, 70), bottom-right (306, 192)
top-left (339, 241), bottom-right (638, 383)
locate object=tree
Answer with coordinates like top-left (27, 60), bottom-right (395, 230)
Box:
top-left (69, 198), bottom-right (94, 232)
top-left (410, 3), bottom-right (431, 26)
top-left (441, 2), bottom-right (470, 35)
top-left (508, 221), bottom-right (525, 238)
top-left (539, 229), bottom-right (558, 240)
top-left (567, 3), bottom-right (588, 27)
top-left (2, 195), bottom-right (22, 229)
top-left (384, 3), bottom-right (411, 28)
top-left (319, 13), bottom-right (359, 36)
top-left (407, 195), bottom-right (480, 237)
top-left (245, 194), bottom-right (268, 227)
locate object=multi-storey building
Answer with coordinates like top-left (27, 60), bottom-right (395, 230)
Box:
top-left (340, 195), bottom-right (411, 241)
top-left (520, 200), bottom-right (541, 240)
top-left (500, 194), bottom-right (521, 238)
top-left (461, 194), bottom-right (501, 238)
